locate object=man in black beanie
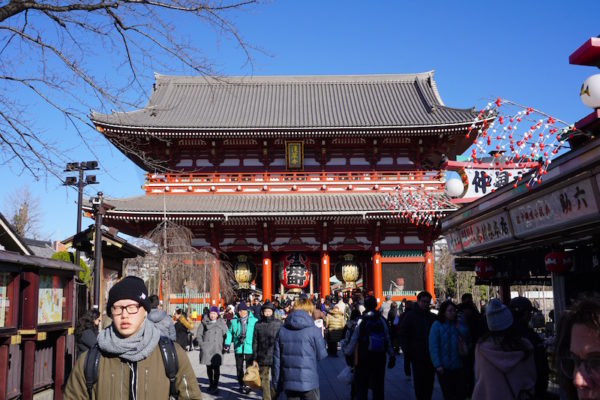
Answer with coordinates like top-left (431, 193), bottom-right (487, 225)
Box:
top-left (64, 276), bottom-right (202, 399)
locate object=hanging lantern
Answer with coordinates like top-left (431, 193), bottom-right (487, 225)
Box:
top-left (545, 251), bottom-right (573, 273)
top-left (338, 254), bottom-right (360, 289)
top-left (475, 260), bottom-right (495, 279)
top-left (580, 74), bottom-right (600, 109)
top-left (234, 255), bottom-right (254, 289)
top-left (280, 252), bottom-right (310, 290)
top-left (445, 178), bottom-right (465, 198)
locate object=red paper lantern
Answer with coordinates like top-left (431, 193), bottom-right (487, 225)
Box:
top-left (545, 251), bottom-right (573, 273)
top-left (475, 260), bottom-right (495, 279)
top-left (280, 252), bottom-right (311, 289)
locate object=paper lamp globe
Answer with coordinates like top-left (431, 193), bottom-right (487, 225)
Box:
top-left (445, 178), bottom-right (464, 198)
top-left (580, 74), bottom-right (600, 109)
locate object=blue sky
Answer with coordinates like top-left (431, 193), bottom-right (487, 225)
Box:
top-left (1, 0), bottom-right (599, 240)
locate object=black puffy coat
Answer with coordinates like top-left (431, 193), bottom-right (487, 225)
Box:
top-left (398, 307), bottom-right (435, 362)
top-left (252, 316), bottom-right (283, 366)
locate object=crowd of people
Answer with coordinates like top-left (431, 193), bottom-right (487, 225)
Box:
top-left (66, 275), bottom-right (600, 400)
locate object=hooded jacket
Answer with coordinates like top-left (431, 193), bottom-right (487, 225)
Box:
top-left (225, 312), bottom-right (258, 355)
top-left (273, 310), bottom-right (327, 392)
top-left (472, 338), bottom-right (536, 400)
top-left (147, 309), bottom-right (176, 341)
top-left (252, 313), bottom-right (283, 366)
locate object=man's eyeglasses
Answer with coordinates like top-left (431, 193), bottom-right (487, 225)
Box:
top-left (111, 304), bottom-right (142, 316)
top-left (559, 355), bottom-right (600, 379)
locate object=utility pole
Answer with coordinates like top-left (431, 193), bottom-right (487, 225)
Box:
top-left (64, 161), bottom-right (99, 313)
top-left (90, 192), bottom-right (113, 309)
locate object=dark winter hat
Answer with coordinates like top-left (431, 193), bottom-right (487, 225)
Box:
top-left (209, 306), bottom-right (219, 314)
top-left (237, 301), bottom-right (248, 311)
top-left (509, 296), bottom-right (533, 317)
top-left (486, 298), bottom-right (514, 332)
top-left (364, 296), bottom-right (378, 311)
top-left (106, 276), bottom-right (150, 318)
top-left (261, 301), bottom-right (275, 311)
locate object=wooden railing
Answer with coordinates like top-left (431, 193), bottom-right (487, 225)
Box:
top-left (145, 170), bottom-right (445, 194)
top-left (147, 170), bottom-right (442, 185)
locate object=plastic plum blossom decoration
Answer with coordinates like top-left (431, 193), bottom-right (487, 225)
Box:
top-left (382, 188), bottom-right (457, 228)
top-left (466, 98), bottom-right (574, 190)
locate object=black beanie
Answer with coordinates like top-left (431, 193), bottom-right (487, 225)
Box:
top-left (106, 276), bottom-right (151, 317)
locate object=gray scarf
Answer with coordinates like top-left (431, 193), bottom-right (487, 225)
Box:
top-left (98, 318), bottom-right (161, 362)
top-left (240, 315), bottom-right (249, 340)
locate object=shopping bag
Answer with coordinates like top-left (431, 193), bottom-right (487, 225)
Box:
top-left (336, 365), bottom-right (354, 385)
top-left (243, 364), bottom-right (262, 390)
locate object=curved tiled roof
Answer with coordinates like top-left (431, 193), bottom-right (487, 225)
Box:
top-left (90, 72), bottom-right (479, 131)
top-left (91, 192), bottom-right (457, 218)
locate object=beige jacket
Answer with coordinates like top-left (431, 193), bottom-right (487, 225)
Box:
top-left (64, 342), bottom-right (202, 400)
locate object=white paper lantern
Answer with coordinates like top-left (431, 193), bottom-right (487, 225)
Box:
top-left (580, 74), bottom-right (600, 109)
top-left (445, 178), bottom-right (465, 198)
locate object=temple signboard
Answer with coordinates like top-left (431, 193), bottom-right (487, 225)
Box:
top-left (285, 141), bottom-right (304, 170)
top-left (509, 177), bottom-right (599, 238)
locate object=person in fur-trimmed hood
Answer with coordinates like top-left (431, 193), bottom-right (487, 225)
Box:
top-left (64, 276), bottom-right (202, 400)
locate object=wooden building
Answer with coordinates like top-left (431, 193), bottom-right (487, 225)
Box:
top-left (88, 72), bottom-right (488, 306)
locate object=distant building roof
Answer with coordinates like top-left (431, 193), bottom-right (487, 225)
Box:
top-left (61, 225), bottom-right (146, 259)
top-left (23, 238), bottom-right (55, 258)
top-left (90, 72), bottom-right (480, 133)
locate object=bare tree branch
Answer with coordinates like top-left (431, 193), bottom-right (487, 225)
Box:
top-left (0, 0), bottom-right (258, 179)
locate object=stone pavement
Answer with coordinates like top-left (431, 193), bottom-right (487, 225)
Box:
top-left (186, 348), bottom-right (444, 399)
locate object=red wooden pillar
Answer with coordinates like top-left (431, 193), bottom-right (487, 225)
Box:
top-left (210, 259), bottom-right (220, 306)
top-left (0, 342), bottom-right (8, 400)
top-left (424, 242), bottom-right (435, 299)
top-left (262, 252), bottom-right (272, 301)
top-left (320, 252), bottom-right (330, 298)
top-left (53, 334), bottom-right (66, 400)
top-left (372, 251), bottom-right (382, 306)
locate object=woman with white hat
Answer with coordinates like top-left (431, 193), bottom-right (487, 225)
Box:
top-left (472, 298), bottom-right (536, 400)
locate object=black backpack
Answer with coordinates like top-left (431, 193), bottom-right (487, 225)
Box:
top-left (358, 315), bottom-right (387, 353)
top-left (84, 336), bottom-right (179, 399)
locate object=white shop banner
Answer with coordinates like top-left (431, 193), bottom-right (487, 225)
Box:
top-left (509, 178), bottom-right (599, 238)
top-left (459, 212), bottom-right (513, 252)
top-left (448, 231), bottom-right (463, 255)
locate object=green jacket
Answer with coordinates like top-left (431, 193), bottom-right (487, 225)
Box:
top-left (63, 342), bottom-right (202, 400)
top-left (225, 313), bottom-right (258, 355)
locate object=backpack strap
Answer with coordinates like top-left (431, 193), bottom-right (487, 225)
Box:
top-left (158, 336), bottom-right (179, 399)
top-left (83, 344), bottom-right (100, 400)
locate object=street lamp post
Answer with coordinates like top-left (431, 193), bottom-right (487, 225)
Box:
top-left (64, 161), bottom-right (99, 268)
top-left (64, 161), bottom-right (99, 312)
top-left (90, 192), bottom-right (113, 308)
